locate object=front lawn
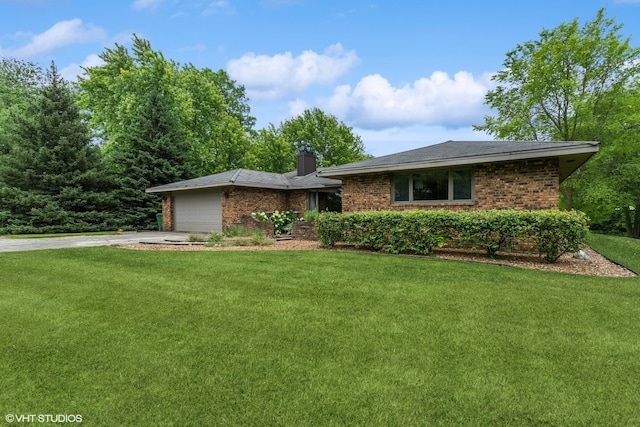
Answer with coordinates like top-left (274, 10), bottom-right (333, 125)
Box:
top-left (1, 247), bottom-right (639, 426)
top-left (588, 232), bottom-right (640, 273)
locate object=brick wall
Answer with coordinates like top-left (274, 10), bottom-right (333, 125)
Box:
top-left (221, 186), bottom-right (309, 229)
top-left (222, 186), bottom-right (287, 229)
top-left (161, 192), bottom-right (174, 231)
top-left (474, 158), bottom-right (559, 210)
top-left (341, 173), bottom-right (392, 212)
top-left (341, 158), bottom-right (560, 212)
top-left (292, 221), bottom-right (318, 240)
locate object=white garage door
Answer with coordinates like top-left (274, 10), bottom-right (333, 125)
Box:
top-left (174, 189), bottom-right (222, 233)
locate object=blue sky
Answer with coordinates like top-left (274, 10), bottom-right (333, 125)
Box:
top-left (1, 0), bottom-right (639, 156)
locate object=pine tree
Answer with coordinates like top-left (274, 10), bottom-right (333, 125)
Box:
top-left (0, 62), bottom-right (116, 234)
top-left (110, 86), bottom-right (194, 228)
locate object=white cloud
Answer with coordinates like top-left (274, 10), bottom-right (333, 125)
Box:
top-left (227, 43), bottom-right (360, 100)
top-left (319, 71), bottom-right (494, 129)
top-left (287, 98), bottom-right (309, 118)
top-left (0, 19), bottom-right (106, 58)
top-left (132, 0), bottom-right (163, 11)
top-left (60, 54), bottom-right (104, 82)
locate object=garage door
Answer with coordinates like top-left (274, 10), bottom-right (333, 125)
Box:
top-left (174, 189), bottom-right (222, 233)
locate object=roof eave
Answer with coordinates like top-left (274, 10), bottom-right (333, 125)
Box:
top-left (146, 181), bottom-right (291, 193)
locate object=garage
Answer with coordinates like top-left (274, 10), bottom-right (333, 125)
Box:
top-left (173, 189), bottom-right (222, 233)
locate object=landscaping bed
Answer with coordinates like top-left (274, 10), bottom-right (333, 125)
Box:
top-left (119, 239), bottom-right (636, 277)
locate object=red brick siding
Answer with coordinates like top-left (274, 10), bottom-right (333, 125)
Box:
top-left (161, 192), bottom-right (174, 231)
top-left (341, 158), bottom-right (560, 212)
top-left (473, 158), bottom-right (559, 210)
top-left (221, 186), bottom-right (309, 229)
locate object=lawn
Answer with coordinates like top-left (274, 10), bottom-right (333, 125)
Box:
top-left (1, 245), bottom-right (639, 426)
top-left (588, 232), bottom-right (640, 274)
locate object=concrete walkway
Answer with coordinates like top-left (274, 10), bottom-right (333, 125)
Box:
top-left (0, 232), bottom-right (191, 253)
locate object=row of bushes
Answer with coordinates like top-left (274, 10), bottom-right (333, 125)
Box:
top-left (314, 209), bottom-right (589, 263)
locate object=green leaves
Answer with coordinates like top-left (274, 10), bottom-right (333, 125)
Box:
top-left (316, 210), bottom-right (590, 263)
top-left (77, 35), bottom-right (255, 177)
top-left (0, 63), bottom-right (118, 234)
top-left (476, 8), bottom-right (640, 143)
top-left (278, 108), bottom-right (371, 168)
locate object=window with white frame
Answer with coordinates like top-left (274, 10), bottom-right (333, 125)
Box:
top-left (393, 169), bottom-right (473, 203)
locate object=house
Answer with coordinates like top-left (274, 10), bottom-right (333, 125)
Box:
top-left (316, 140), bottom-right (599, 213)
top-left (145, 147), bottom-right (342, 233)
top-left (147, 140), bottom-right (599, 233)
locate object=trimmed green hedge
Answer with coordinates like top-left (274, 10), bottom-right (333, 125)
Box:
top-left (315, 209), bottom-right (589, 263)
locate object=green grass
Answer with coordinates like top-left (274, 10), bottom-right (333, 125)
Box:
top-left (1, 247), bottom-right (639, 426)
top-left (588, 232), bottom-right (640, 273)
top-left (1, 231), bottom-right (119, 239)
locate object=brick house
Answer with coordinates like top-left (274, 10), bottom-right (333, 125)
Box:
top-left (147, 140), bottom-right (598, 233)
top-left (316, 140), bottom-right (599, 213)
top-left (146, 148), bottom-right (341, 233)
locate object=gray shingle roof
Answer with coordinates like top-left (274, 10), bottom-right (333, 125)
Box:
top-left (146, 168), bottom-right (341, 193)
top-left (317, 140), bottom-right (599, 181)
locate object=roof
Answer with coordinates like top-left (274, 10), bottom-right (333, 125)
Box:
top-left (316, 140), bottom-right (600, 182)
top-left (146, 168), bottom-right (342, 193)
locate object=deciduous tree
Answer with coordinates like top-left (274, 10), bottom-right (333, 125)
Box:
top-left (279, 108), bottom-right (370, 167)
top-left (474, 9), bottom-right (640, 210)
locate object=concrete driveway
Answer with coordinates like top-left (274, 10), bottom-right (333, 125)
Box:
top-left (0, 232), bottom-right (191, 253)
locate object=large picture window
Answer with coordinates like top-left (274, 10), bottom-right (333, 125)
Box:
top-left (393, 169), bottom-right (472, 203)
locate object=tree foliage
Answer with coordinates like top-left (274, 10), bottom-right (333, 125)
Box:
top-left (475, 8), bottom-right (640, 142)
top-left (110, 86), bottom-right (193, 229)
top-left (77, 35), bottom-right (254, 176)
top-left (278, 108), bottom-right (370, 167)
top-left (0, 57), bottom-right (43, 154)
top-left (0, 63), bottom-right (116, 234)
top-left (245, 124), bottom-right (296, 173)
top-left (576, 83), bottom-right (640, 237)
top-left (474, 8), bottom-right (640, 216)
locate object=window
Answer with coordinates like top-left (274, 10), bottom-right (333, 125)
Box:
top-left (393, 169), bottom-right (473, 203)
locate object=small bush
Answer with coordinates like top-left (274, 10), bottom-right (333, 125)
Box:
top-left (250, 230), bottom-right (273, 246)
top-left (223, 226), bottom-right (251, 237)
top-left (188, 234), bottom-right (209, 242)
top-left (252, 210), bottom-right (297, 235)
top-left (528, 210), bottom-right (589, 263)
top-left (303, 209), bottom-right (319, 222)
top-left (208, 232), bottom-right (224, 243)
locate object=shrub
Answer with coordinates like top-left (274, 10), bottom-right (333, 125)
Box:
top-left (459, 210), bottom-right (530, 257)
top-left (303, 209), bottom-right (319, 222)
top-left (314, 212), bottom-right (344, 247)
top-left (223, 226), bottom-right (250, 237)
top-left (316, 209), bottom-right (590, 263)
top-left (208, 232), bottom-right (224, 243)
top-left (252, 210), bottom-right (297, 235)
top-left (528, 210), bottom-right (589, 263)
top-left (250, 229), bottom-right (273, 246)
top-left (188, 234), bottom-right (209, 242)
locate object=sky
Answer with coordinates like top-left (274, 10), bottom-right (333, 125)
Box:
top-left (1, 0), bottom-right (639, 157)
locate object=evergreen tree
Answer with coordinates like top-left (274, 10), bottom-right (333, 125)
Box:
top-left (0, 62), bottom-right (116, 234)
top-left (110, 86), bottom-right (194, 229)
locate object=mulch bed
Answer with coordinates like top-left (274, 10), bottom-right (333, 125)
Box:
top-left (118, 240), bottom-right (636, 278)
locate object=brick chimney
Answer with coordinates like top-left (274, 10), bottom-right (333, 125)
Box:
top-left (297, 142), bottom-right (317, 176)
